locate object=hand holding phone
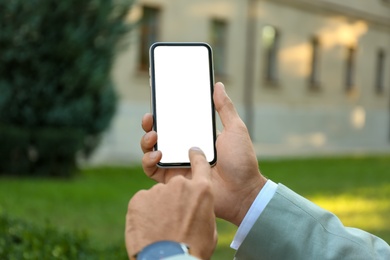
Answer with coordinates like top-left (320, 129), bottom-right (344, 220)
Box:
top-left (149, 42), bottom-right (217, 168)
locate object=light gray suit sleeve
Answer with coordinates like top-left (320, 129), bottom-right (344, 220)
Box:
top-left (235, 184), bottom-right (390, 260)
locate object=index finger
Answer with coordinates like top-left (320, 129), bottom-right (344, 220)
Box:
top-left (188, 147), bottom-right (211, 182)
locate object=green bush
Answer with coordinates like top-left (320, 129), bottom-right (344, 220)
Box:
top-left (0, 125), bottom-right (30, 174)
top-left (0, 0), bottom-right (133, 176)
top-left (0, 126), bottom-right (84, 177)
top-left (31, 128), bottom-right (84, 177)
top-left (0, 214), bottom-right (128, 259)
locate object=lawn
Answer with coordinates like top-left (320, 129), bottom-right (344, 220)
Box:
top-left (0, 155), bottom-right (389, 259)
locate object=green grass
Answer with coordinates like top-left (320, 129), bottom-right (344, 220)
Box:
top-left (0, 155), bottom-right (389, 259)
top-left (0, 166), bottom-right (154, 249)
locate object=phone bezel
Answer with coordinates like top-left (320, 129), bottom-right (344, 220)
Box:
top-left (149, 42), bottom-right (217, 168)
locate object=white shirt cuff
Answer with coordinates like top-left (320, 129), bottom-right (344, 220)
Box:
top-left (230, 180), bottom-right (278, 250)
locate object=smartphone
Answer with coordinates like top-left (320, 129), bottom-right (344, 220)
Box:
top-left (149, 42), bottom-right (217, 168)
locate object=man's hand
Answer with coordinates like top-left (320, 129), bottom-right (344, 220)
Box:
top-left (140, 82), bottom-right (267, 226)
top-left (125, 148), bottom-right (217, 260)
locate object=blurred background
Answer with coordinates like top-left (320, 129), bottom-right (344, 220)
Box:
top-left (0, 0), bottom-right (389, 259)
top-left (94, 0), bottom-right (390, 165)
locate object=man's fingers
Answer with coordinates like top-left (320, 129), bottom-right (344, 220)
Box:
top-left (140, 113), bottom-right (156, 153)
top-left (189, 147), bottom-right (211, 182)
top-left (213, 82), bottom-right (241, 129)
top-left (142, 150), bottom-right (162, 178)
top-left (142, 113), bottom-right (154, 132)
top-left (140, 131), bottom-right (157, 154)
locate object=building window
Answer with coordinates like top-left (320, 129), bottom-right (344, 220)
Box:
top-left (262, 25), bottom-right (279, 84)
top-left (210, 19), bottom-right (228, 77)
top-left (345, 46), bottom-right (357, 91)
top-left (375, 49), bottom-right (385, 94)
top-left (309, 36), bottom-right (321, 90)
top-left (139, 6), bottom-right (160, 71)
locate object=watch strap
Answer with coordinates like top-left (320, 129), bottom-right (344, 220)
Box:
top-left (133, 240), bottom-right (190, 260)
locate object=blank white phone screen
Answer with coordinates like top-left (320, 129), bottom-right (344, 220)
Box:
top-left (152, 44), bottom-right (215, 165)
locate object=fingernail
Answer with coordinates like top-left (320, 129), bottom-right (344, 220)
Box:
top-left (190, 147), bottom-right (203, 152)
top-left (217, 82), bottom-right (225, 90)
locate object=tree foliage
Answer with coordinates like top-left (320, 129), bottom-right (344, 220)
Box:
top-left (0, 0), bottom-right (133, 176)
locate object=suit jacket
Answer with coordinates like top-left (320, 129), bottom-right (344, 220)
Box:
top-left (234, 184), bottom-right (390, 260)
top-left (165, 184), bottom-right (390, 260)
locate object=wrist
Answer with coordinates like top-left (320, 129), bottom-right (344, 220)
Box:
top-left (232, 175), bottom-right (267, 226)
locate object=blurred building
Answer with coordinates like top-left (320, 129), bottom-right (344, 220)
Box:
top-left (90, 0), bottom-right (390, 164)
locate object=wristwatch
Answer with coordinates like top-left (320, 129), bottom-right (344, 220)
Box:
top-left (134, 240), bottom-right (190, 260)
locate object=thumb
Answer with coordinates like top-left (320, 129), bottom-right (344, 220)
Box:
top-left (213, 82), bottom-right (241, 129)
top-left (188, 147), bottom-right (211, 182)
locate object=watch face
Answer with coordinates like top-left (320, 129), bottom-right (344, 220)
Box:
top-left (138, 241), bottom-right (188, 260)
